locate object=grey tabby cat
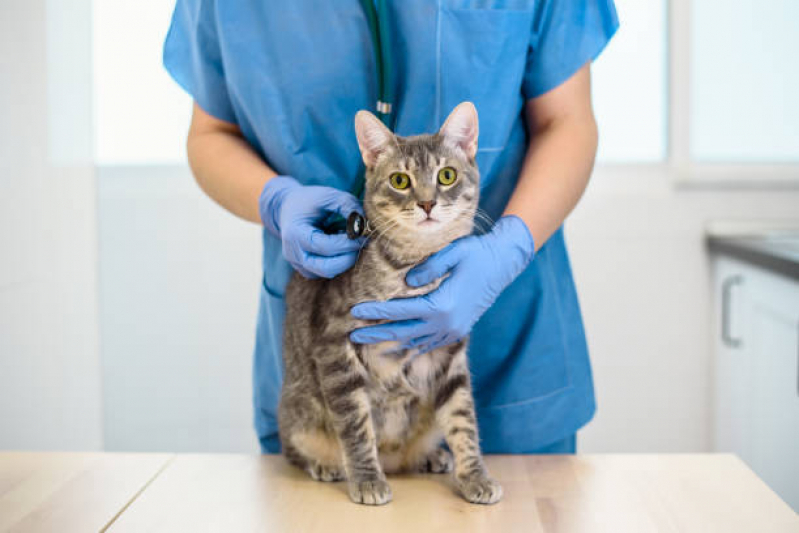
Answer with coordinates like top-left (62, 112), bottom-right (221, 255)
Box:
top-left (278, 102), bottom-right (502, 506)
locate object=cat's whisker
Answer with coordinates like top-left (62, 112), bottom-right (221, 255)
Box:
top-left (360, 217), bottom-right (402, 261)
top-left (470, 209), bottom-right (496, 235)
top-left (474, 208), bottom-right (495, 224)
top-left (471, 216), bottom-right (490, 232)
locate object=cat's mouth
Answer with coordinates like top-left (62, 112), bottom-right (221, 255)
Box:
top-left (418, 217), bottom-right (440, 227)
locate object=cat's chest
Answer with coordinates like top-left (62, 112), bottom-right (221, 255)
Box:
top-left (349, 245), bottom-right (444, 301)
top-left (361, 344), bottom-right (438, 388)
top-left (349, 249), bottom-right (446, 392)
top-left (362, 349), bottom-right (435, 432)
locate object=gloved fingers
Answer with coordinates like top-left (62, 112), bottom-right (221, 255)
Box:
top-left (399, 334), bottom-right (435, 351)
top-left (319, 189), bottom-right (364, 219)
top-left (284, 240), bottom-right (319, 279)
top-left (293, 264), bottom-right (320, 279)
top-left (349, 319), bottom-right (430, 345)
top-left (406, 242), bottom-right (464, 287)
top-left (302, 250), bottom-right (360, 278)
top-left (299, 227), bottom-right (364, 256)
top-left (351, 295), bottom-right (435, 321)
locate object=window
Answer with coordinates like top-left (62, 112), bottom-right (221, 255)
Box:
top-left (593, 0), bottom-right (668, 163)
top-left (93, 1), bottom-right (191, 165)
top-left (690, 0), bottom-right (799, 163)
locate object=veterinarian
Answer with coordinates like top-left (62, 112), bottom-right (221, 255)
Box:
top-left (164, 0), bottom-right (618, 454)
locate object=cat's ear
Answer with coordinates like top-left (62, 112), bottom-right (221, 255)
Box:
top-left (354, 110), bottom-right (395, 167)
top-left (439, 102), bottom-right (479, 159)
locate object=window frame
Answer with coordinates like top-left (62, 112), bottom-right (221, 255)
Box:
top-left (667, 0), bottom-right (799, 188)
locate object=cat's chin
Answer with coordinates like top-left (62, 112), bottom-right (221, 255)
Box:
top-left (379, 224), bottom-right (472, 264)
top-left (416, 218), bottom-right (442, 230)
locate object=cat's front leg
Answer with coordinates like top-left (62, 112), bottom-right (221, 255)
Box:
top-left (434, 347), bottom-right (503, 505)
top-left (317, 346), bottom-right (392, 505)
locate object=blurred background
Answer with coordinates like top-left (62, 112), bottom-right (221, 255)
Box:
top-left (1, 0), bottom-right (798, 510)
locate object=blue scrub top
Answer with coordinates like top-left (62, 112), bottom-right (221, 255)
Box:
top-left (164, 0), bottom-right (618, 453)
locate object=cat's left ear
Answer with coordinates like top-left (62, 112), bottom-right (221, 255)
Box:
top-left (354, 110), bottom-right (395, 168)
top-left (439, 102), bottom-right (479, 159)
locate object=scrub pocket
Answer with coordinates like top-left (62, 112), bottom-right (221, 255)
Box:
top-left (438, 0), bottom-right (534, 150)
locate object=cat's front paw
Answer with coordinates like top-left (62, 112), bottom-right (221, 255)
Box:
top-left (419, 448), bottom-right (454, 474)
top-left (456, 474), bottom-right (503, 505)
top-left (348, 478), bottom-right (393, 505)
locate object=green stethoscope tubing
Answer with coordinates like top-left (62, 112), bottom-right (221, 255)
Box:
top-left (359, 0), bottom-right (395, 130)
top-left (326, 0), bottom-right (394, 234)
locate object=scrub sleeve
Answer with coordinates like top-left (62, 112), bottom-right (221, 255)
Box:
top-left (523, 0), bottom-right (618, 99)
top-left (163, 0), bottom-right (237, 124)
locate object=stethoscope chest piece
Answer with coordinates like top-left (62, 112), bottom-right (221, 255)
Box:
top-left (346, 211), bottom-right (368, 240)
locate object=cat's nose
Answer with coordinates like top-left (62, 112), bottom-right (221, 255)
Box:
top-left (417, 200), bottom-right (436, 215)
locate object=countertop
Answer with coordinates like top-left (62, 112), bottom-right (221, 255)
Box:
top-left (706, 220), bottom-right (799, 281)
top-left (1, 452), bottom-right (797, 532)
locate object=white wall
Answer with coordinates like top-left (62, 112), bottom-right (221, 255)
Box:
top-left (569, 168), bottom-right (799, 452)
top-left (0, 0), bottom-right (103, 450)
top-left (97, 166), bottom-right (261, 452)
top-left (92, 0), bottom-right (191, 165)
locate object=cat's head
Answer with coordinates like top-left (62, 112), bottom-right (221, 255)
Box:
top-left (354, 102), bottom-right (480, 262)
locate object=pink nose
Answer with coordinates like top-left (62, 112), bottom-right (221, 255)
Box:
top-left (417, 200), bottom-right (436, 215)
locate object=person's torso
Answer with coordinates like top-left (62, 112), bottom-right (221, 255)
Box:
top-left (213, 0), bottom-right (538, 292)
top-left (217, 1), bottom-right (533, 194)
top-left (232, 0), bottom-right (597, 452)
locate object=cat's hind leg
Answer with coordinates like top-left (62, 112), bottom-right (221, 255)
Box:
top-left (279, 391), bottom-right (345, 482)
top-left (418, 447), bottom-right (454, 474)
top-left (397, 422), bottom-right (453, 474)
top-left (287, 429), bottom-right (346, 482)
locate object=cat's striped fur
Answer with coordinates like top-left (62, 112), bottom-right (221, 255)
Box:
top-left (278, 103), bottom-right (502, 505)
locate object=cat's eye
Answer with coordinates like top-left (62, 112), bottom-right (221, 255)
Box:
top-left (437, 167), bottom-right (457, 186)
top-left (389, 172), bottom-right (411, 190)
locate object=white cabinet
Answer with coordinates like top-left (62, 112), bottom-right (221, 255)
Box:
top-left (712, 256), bottom-right (799, 511)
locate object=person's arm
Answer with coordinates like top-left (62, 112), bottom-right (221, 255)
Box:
top-left (186, 102), bottom-right (276, 224)
top-left (503, 63), bottom-right (598, 251)
top-left (185, 102), bottom-right (364, 279)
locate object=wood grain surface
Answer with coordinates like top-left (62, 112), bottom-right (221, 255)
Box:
top-left (102, 453), bottom-right (798, 533)
top-left (0, 451), bottom-right (171, 533)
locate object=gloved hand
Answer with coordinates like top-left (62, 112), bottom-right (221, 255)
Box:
top-left (349, 215), bottom-right (535, 351)
top-left (259, 175), bottom-right (364, 279)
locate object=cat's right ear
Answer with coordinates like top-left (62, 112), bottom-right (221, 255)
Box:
top-left (439, 102), bottom-right (479, 159)
top-left (355, 110), bottom-right (394, 168)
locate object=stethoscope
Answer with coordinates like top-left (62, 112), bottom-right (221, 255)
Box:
top-left (358, 0), bottom-right (396, 131)
top-left (331, 0), bottom-right (395, 240)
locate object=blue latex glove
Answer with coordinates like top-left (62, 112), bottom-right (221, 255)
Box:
top-left (259, 176), bottom-right (364, 279)
top-left (350, 215), bottom-right (535, 351)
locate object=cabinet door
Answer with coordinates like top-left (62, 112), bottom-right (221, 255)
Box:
top-left (712, 257), bottom-right (752, 457)
top-left (745, 269), bottom-right (799, 511)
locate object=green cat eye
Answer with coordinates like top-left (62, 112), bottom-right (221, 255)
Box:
top-left (437, 166), bottom-right (457, 186)
top-left (389, 172), bottom-right (411, 190)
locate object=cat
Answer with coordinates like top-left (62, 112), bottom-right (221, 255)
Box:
top-left (278, 102), bottom-right (502, 506)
